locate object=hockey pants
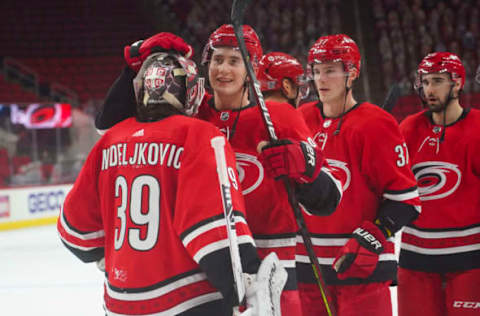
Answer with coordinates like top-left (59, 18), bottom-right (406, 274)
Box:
top-left (398, 267), bottom-right (480, 316)
top-left (298, 281), bottom-right (392, 316)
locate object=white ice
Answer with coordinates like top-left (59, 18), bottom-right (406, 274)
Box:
top-left (0, 224), bottom-right (398, 316)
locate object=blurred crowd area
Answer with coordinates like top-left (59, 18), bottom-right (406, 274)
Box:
top-left (0, 104), bottom-right (99, 188)
top-left (0, 0), bottom-right (480, 187)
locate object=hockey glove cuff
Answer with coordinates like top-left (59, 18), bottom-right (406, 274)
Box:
top-left (236, 252), bottom-right (287, 316)
top-left (258, 139), bottom-right (323, 183)
top-left (124, 32), bottom-right (193, 72)
top-left (333, 221), bottom-right (386, 280)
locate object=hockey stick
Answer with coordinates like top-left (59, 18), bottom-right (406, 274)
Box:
top-left (211, 136), bottom-right (246, 311)
top-left (231, 1), bottom-right (336, 315)
top-left (382, 82), bottom-right (401, 113)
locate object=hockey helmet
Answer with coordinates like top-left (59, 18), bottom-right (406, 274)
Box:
top-left (257, 52), bottom-right (305, 92)
top-left (415, 52), bottom-right (466, 91)
top-left (133, 52), bottom-right (205, 116)
top-left (201, 24), bottom-right (263, 68)
top-left (308, 34), bottom-right (361, 76)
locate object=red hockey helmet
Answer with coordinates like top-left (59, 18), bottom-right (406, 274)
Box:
top-left (201, 24), bottom-right (263, 67)
top-left (415, 52), bottom-right (466, 90)
top-left (257, 52), bottom-right (305, 91)
top-left (308, 34), bottom-right (361, 75)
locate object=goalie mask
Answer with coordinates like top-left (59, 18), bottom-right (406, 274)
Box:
top-left (133, 52), bottom-right (204, 117)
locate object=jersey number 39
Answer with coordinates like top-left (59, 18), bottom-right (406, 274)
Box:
top-left (114, 175), bottom-right (160, 251)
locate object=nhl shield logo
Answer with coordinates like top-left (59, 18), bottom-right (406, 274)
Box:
top-left (220, 112), bottom-right (230, 121)
top-left (433, 126), bottom-right (442, 134)
top-left (323, 120), bottom-right (332, 128)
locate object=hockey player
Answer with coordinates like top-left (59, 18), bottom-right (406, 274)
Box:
top-left (94, 27), bottom-right (342, 315)
top-left (198, 24), bottom-right (342, 315)
top-left (398, 52), bottom-right (480, 316)
top-left (57, 45), bottom-right (287, 315)
top-left (257, 51), bottom-right (306, 107)
top-left (296, 34), bottom-right (421, 316)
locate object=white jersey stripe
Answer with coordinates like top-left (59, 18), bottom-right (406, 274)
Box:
top-left (295, 253), bottom-right (396, 264)
top-left (59, 207), bottom-right (105, 240)
top-left (193, 234), bottom-right (255, 263)
top-left (403, 226), bottom-right (480, 239)
top-left (105, 292), bottom-right (223, 316)
top-left (255, 237), bottom-right (297, 248)
top-left (58, 232), bottom-right (100, 251)
top-left (401, 243), bottom-right (480, 255)
top-left (296, 235), bottom-right (395, 246)
top-left (383, 189), bottom-right (419, 202)
top-left (182, 216), bottom-right (247, 247)
top-left (106, 273), bottom-right (208, 301)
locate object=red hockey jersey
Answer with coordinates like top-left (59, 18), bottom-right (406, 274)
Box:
top-left (57, 115), bottom-right (257, 315)
top-left (196, 96), bottom-right (334, 290)
top-left (297, 102), bottom-right (420, 285)
top-left (399, 109), bottom-right (480, 273)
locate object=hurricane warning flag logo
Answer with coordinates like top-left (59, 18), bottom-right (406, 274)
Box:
top-left (412, 161), bottom-right (461, 201)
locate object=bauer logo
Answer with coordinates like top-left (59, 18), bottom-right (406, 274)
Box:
top-left (28, 190), bottom-right (66, 213)
top-left (0, 195), bottom-right (10, 218)
top-left (412, 161), bottom-right (461, 201)
top-left (235, 152), bottom-right (264, 195)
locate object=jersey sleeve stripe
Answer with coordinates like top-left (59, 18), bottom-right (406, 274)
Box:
top-left (59, 235), bottom-right (101, 251)
top-left (192, 234), bottom-right (255, 263)
top-left (59, 207), bottom-right (105, 240)
top-left (179, 211), bottom-right (246, 240)
top-left (181, 215), bottom-right (247, 247)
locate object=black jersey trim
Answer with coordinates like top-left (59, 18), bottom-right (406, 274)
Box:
top-left (107, 268), bottom-right (203, 294)
top-left (179, 210), bottom-right (245, 241)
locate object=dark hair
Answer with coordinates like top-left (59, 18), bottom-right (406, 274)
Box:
top-left (136, 102), bottom-right (184, 122)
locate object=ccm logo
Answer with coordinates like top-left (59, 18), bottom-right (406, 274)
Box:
top-left (453, 301), bottom-right (480, 309)
top-left (354, 228), bottom-right (383, 251)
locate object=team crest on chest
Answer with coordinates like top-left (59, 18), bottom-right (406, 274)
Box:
top-left (235, 153), bottom-right (264, 195)
top-left (412, 161), bottom-right (461, 201)
top-left (326, 159), bottom-right (351, 192)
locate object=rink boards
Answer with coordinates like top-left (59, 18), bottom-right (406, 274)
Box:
top-left (0, 184), bottom-right (72, 230)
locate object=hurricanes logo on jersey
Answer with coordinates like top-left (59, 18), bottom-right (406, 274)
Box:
top-left (326, 159), bottom-right (351, 192)
top-left (235, 153), bottom-right (264, 195)
top-left (412, 161), bottom-right (461, 201)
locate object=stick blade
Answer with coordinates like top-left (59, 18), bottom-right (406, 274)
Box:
top-left (231, 0), bottom-right (252, 26)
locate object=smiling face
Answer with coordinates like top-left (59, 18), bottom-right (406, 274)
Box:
top-left (420, 73), bottom-right (460, 112)
top-left (208, 47), bottom-right (248, 105)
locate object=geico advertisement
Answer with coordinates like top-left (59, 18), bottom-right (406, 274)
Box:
top-left (0, 184), bottom-right (73, 221)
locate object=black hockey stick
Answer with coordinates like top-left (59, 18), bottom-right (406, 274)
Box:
top-left (231, 1), bottom-right (336, 315)
top-left (211, 136), bottom-right (246, 311)
top-left (382, 82), bottom-right (401, 113)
